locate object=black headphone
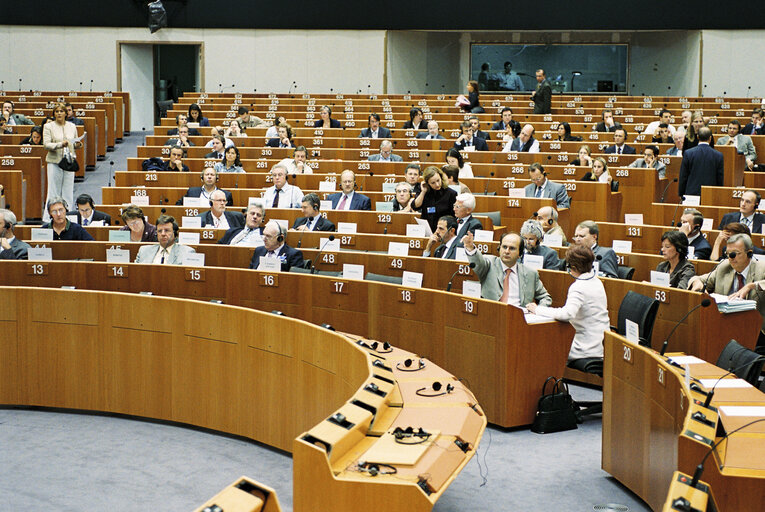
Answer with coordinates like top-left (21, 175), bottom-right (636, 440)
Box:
top-left (392, 426), bottom-right (431, 445)
top-left (498, 232), bottom-right (524, 254)
top-left (357, 461), bottom-right (397, 477)
top-left (201, 169), bottom-right (220, 182)
top-left (276, 223), bottom-right (286, 243)
top-left (357, 339), bottom-right (392, 353)
top-left (416, 381), bottom-right (455, 397)
top-left (395, 358), bottom-right (425, 371)
top-left (533, 211), bottom-right (554, 226)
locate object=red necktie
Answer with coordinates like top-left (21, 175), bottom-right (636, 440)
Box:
top-left (499, 268), bottom-right (513, 303)
top-left (737, 273), bottom-right (745, 293)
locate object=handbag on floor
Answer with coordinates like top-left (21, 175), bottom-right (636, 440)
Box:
top-left (531, 376), bottom-right (578, 434)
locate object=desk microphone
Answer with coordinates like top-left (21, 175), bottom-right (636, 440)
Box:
top-left (288, 81), bottom-right (297, 94)
top-left (659, 299), bottom-right (711, 356)
top-left (698, 256), bottom-right (730, 299)
top-left (296, 222), bottom-right (311, 248)
top-left (670, 197), bottom-right (684, 226)
top-left (484, 171), bottom-right (494, 195)
top-left (690, 417), bottom-right (765, 489)
top-left (310, 235), bottom-right (335, 274)
top-left (660, 178), bottom-right (678, 204)
top-left (702, 355), bottom-right (765, 408)
top-left (446, 262), bottom-right (475, 292)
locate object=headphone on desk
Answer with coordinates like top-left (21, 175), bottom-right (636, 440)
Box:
top-left (396, 358), bottom-right (425, 371)
top-left (416, 381), bottom-right (454, 397)
top-left (357, 461), bottom-right (397, 477)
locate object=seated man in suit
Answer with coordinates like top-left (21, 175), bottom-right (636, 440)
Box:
top-left (490, 107), bottom-right (514, 132)
top-left (572, 220), bottom-right (618, 278)
top-left (68, 193), bottom-right (112, 226)
top-left (293, 193), bottom-right (335, 232)
top-left (42, 197), bottom-right (94, 241)
top-left (678, 127), bottom-right (724, 197)
top-left (249, 221), bottom-right (305, 272)
top-left (163, 146), bottom-right (189, 173)
top-left (203, 135), bottom-right (226, 160)
top-left (199, 190), bottom-right (245, 229)
top-left (1, 100), bottom-right (34, 129)
top-left (469, 116), bottom-right (490, 140)
top-left (462, 230), bottom-right (552, 307)
top-left (628, 145), bottom-right (667, 179)
top-left (64, 103), bottom-right (85, 126)
top-left (716, 120), bottom-right (757, 170)
top-left (164, 125), bottom-right (195, 148)
top-left (679, 208), bottom-right (712, 260)
top-left (667, 130), bottom-right (685, 157)
top-left (718, 190), bottom-right (765, 233)
top-left (328, 170), bottom-right (372, 210)
top-left (358, 113), bottom-right (392, 138)
top-left (507, 123), bottom-right (540, 153)
top-left (262, 164), bottom-right (304, 208)
top-left (423, 215), bottom-right (460, 259)
top-left (524, 163), bottom-right (571, 209)
top-left (593, 109), bottom-right (623, 133)
top-left (0, 208), bottom-right (30, 259)
top-left (404, 164), bottom-right (423, 199)
top-left (167, 113), bottom-right (200, 136)
top-left (368, 140), bottom-right (403, 162)
top-left (218, 203), bottom-right (266, 246)
top-left (135, 214), bottom-right (196, 265)
top-left (520, 219), bottom-right (560, 269)
top-left (453, 193), bottom-right (482, 239)
top-left (604, 128), bottom-right (636, 154)
top-left (536, 206), bottom-right (568, 246)
top-left (176, 167), bottom-right (233, 206)
top-left (415, 120), bottom-right (444, 140)
top-left (741, 108), bottom-right (765, 136)
top-left (452, 121), bottom-right (489, 152)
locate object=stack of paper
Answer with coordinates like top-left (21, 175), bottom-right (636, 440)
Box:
top-left (710, 293), bottom-right (757, 313)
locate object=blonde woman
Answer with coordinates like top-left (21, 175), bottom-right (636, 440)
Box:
top-left (42, 102), bottom-right (82, 221)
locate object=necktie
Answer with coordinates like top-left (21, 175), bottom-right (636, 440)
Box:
top-left (458, 218), bottom-right (464, 224)
top-left (160, 249), bottom-right (166, 264)
top-left (535, 186), bottom-right (542, 198)
top-left (618, 146), bottom-right (622, 154)
top-left (338, 195), bottom-right (348, 210)
top-left (272, 189), bottom-right (280, 208)
top-left (82, 218), bottom-right (89, 226)
top-left (737, 273), bottom-right (745, 293)
top-left (743, 215), bottom-right (751, 228)
top-left (231, 228), bottom-right (250, 245)
top-left (267, 250), bottom-right (275, 257)
top-left (499, 268), bottom-right (513, 303)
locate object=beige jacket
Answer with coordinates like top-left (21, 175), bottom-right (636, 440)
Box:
top-left (43, 121), bottom-right (78, 164)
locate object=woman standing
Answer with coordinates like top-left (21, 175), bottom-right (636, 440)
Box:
top-left (413, 166), bottom-right (458, 231)
top-left (42, 103), bottom-right (82, 221)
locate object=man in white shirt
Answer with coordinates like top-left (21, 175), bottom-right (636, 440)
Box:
top-left (277, 146), bottom-right (314, 174)
top-left (505, 124), bottom-right (540, 153)
top-left (644, 109), bottom-right (676, 136)
top-left (262, 164), bottom-right (304, 208)
top-left (199, 190), bottom-right (245, 229)
top-left (497, 61), bottom-right (524, 91)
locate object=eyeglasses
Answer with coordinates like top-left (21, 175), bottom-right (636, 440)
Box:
top-left (727, 251), bottom-right (745, 259)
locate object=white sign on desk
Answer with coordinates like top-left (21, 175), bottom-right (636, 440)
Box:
top-left (184, 196), bottom-right (208, 208)
top-left (257, 257), bottom-right (281, 272)
top-left (402, 271), bottom-right (423, 289)
top-left (272, 219), bottom-right (289, 231)
top-left (612, 240), bottom-right (633, 253)
top-left (337, 222), bottom-right (357, 234)
top-left (414, 218), bottom-right (433, 237)
top-left (625, 319), bottom-right (639, 344)
top-left (131, 195), bottom-right (149, 206)
top-left (183, 253), bottom-right (205, 267)
top-left (318, 181), bottom-right (336, 192)
top-left (320, 200), bottom-right (334, 212)
top-left (508, 188), bottom-right (525, 198)
top-left (106, 249), bottom-right (131, 263)
top-left (702, 218), bottom-right (713, 231)
top-left (108, 230), bottom-right (130, 242)
top-left (319, 237), bottom-right (341, 252)
top-left (474, 229), bottom-right (494, 242)
top-left (31, 228), bottom-right (53, 241)
top-left (542, 233), bottom-right (563, 247)
top-left (455, 247), bottom-right (469, 262)
top-left (650, 270), bottom-right (671, 287)
top-left (178, 232), bottom-right (200, 245)
top-left (28, 247), bottom-right (52, 261)
top-left (381, 182), bottom-right (397, 193)
top-left (387, 242), bottom-right (409, 256)
top-left (462, 280), bottom-right (482, 298)
top-left (687, 246), bottom-right (695, 260)
top-left (624, 214), bottom-right (643, 225)
top-left (182, 216), bottom-right (202, 228)
top-left (343, 263), bottom-right (364, 281)
top-left (248, 197), bottom-right (266, 211)
top-left (406, 224), bottom-right (426, 238)
top-left (682, 195), bottom-right (701, 206)
top-left (66, 214), bottom-right (78, 224)
top-left (375, 201), bottom-right (393, 212)
top-left (523, 254), bottom-right (544, 271)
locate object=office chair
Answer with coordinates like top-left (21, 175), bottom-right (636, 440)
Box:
top-left (473, 211), bottom-right (501, 226)
top-left (616, 265), bottom-right (635, 281)
top-left (716, 339), bottom-right (765, 386)
top-left (364, 272), bottom-right (403, 285)
top-left (613, 291), bottom-right (660, 349)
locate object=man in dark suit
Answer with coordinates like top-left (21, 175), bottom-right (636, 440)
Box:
top-left (292, 193), bottom-right (336, 232)
top-left (593, 109), bottom-right (623, 133)
top-left (358, 113), bottom-right (392, 138)
top-left (423, 216), bottom-right (460, 259)
top-left (678, 127), bottom-right (724, 197)
top-left (469, 116), bottom-right (490, 140)
top-left (68, 193), bottom-right (112, 226)
top-left (203, 136), bottom-right (225, 159)
top-left (199, 190), bottom-right (245, 229)
top-left (0, 208), bottom-right (30, 259)
top-left (453, 121), bottom-right (489, 151)
top-left (604, 128), bottom-right (636, 155)
top-left (415, 120), bottom-right (445, 140)
top-left (368, 140), bottom-right (403, 161)
top-left (531, 69), bottom-right (552, 114)
top-left (490, 107), bottom-right (514, 132)
top-left (163, 146), bottom-right (190, 172)
top-left (508, 124), bottom-right (540, 152)
top-left (328, 170), bottom-right (372, 210)
top-left (573, 220), bottom-right (618, 278)
top-left (718, 190), bottom-right (765, 233)
top-left (679, 208), bottom-right (712, 260)
top-left (176, 168), bottom-right (233, 206)
top-left (520, 219), bottom-right (560, 269)
top-left (218, 203), bottom-right (266, 246)
top-left (249, 222), bottom-right (305, 272)
top-left (164, 125), bottom-right (196, 148)
top-left (453, 193), bottom-right (482, 240)
top-left (741, 108), bottom-right (765, 135)
top-left (167, 113), bottom-right (200, 136)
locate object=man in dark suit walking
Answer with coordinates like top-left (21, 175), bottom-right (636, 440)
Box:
top-left (293, 193), bottom-right (336, 232)
top-left (249, 221), bottom-right (305, 271)
top-left (678, 127), bottom-right (724, 197)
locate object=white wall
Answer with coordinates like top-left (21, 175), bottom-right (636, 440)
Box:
top-left (0, 26), bottom-right (385, 95)
top-left (120, 44), bottom-right (154, 132)
top-left (630, 31), bottom-right (701, 97)
top-left (386, 31), bottom-right (462, 94)
top-left (701, 30), bottom-right (765, 98)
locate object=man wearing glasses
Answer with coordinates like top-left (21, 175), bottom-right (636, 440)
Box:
top-left (249, 221), bottom-right (304, 272)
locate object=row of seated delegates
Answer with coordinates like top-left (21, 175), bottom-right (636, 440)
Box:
top-left (175, 168), bottom-right (234, 205)
top-left (0, 208), bottom-right (31, 260)
top-left (41, 197), bottom-right (94, 241)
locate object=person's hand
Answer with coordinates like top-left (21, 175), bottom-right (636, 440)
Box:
top-left (420, 178), bottom-right (429, 192)
top-left (729, 282), bottom-right (755, 300)
top-left (525, 303), bottom-right (537, 314)
top-left (679, 222), bottom-right (691, 236)
top-left (1, 237), bottom-right (10, 250)
top-left (719, 230), bottom-right (731, 243)
top-left (606, 174), bottom-right (613, 184)
top-left (747, 158), bottom-right (754, 170)
top-left (461, 230), bottom-right (475, 252)
top-left (296, 160), bottom-right (305, 171)
top-left (688, 276), bottom-right (704, 292)
top-left (582, 154), bottom-right (591, 166)
top-left (296, 224), bottom-right (308, 231)
top-left (606, 117), bottom-right (615, 128)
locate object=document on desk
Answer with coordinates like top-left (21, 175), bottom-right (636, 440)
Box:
top-left (699, 379), bottom-right (752, 389)
top-left (719, 406), bottom-right (765, 417)
top-left (667, 355), bottom-right (706, 365)
top-left (710, 293), bottom-right (756, 313)
top-left (523, 311), bottom-right (552, 324)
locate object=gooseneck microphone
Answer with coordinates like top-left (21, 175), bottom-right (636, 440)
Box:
top-left (659, 299), bottom-right (712, 356)
top-left (296, 219), bottom-right (312, 248)
top-left (660, 178), bottom-right (678, 204)
top-left (310, 235), bottom-right (335, 274)
top-left (670, 197), bottom-right (685, 226)
top-left (702, 355), bottom-right (765, 408)
top-left (690, 418), bottom-right (765, 489)
top-left (483, 171), bottom-right (494, 195)
top-left (446, 262), bottom-right (475, 292)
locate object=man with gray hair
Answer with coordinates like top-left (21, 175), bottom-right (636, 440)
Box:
top-left (0, 209), bottom-right (30, 259)
top-left (572, 220), bottom-right (618, 278)
top-left (262, 164), bottom-right (304, 208)
top-left (368, 140), bottom-right (403, 162)
top-left (416, 120), bottom-right (445, 140)
top-left (520, 219), bottom-right (560, 269)
top-left (453, 192), bottom-right (482, 240)
top-left (536, 206), bottom-right (567, 246)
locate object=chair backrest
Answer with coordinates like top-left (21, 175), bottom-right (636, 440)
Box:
top-left (474, 211), bottom-right (501, 226)
top-left (291, 266), bottom-right (341, 277)
top-left (364, 272), bottom-right (403, 285)
top-left (290, 266), bottom-right (311, 274)
top-left (716, 339), bottom-right (764, 385)
top-left (617, 291), bottom-right (660, 348)
top-left (616, 265), bottom-right (635, 281)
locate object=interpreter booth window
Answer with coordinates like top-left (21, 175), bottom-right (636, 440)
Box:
top-left (471, 43), bottom-right (629, 94)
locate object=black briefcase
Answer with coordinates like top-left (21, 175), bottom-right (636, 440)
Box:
top-left (531, 376), bottom-right (578, 434)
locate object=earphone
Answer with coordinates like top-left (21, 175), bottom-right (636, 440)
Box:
top-left (201, 170), bottom-right (220, 182)
top-left (416, 381), bottom-right (455, 397)
top-left (357, 339), bottom-right (392, 353)
top-left (392, 426), bottom-right (431, 445)
top-left (276, 224), bottom-right (286, 243)
top-left (533, 211), bottom-right (554, 226)
top-left (396, 358), bottom-right (425, 371)
top-left (498, 232), bottom-right (524, 254)
top-left (357, 461), bottom-right (397, 477)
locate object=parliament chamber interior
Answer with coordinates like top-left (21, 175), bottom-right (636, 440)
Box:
top-left (2, 3), bottom-right (765, 511)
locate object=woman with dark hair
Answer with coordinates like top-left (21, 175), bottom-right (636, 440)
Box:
top-left (21, 126), bottom-right (43, 145)
top-left (120, 204), bottom-right (158, 242)
top-left (314, 106), bottom-right (341, 128)
top-left (402, 108), bottom-right (425, 130)
top-left (187, 103), bottom-right (210, 127)
top-left (445, 147), bottom-right (473, 179)
top-left (526, 244), bottom-right (610, 361)
top-left (710, 222), bottom-right (765, 260)
top-left (656, 231), bottom-right (695, 289)
top-left (215, 146), bottom-right (245, 173)
top-left (459, 80), bottom-right (485, 114)
top-left (557, 122), bottom-right (582, 141)
top-left (413, 166), bottom-right (458, 231)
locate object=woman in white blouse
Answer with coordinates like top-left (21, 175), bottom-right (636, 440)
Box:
top-left (526, 245), bottom-right (610, 361)
top-left (42, 102), bottom-right (82, 221)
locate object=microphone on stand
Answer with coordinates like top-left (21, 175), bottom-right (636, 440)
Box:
top-left (702, 355), bottom-right (765, 408)
top-left (90, 79), bottom-right (94, 92)
top-left (670, 197), bottom-right (685, 226)
top-left (660, 178), bottom-right (678, 204)
top-left (659, 299), bottom-right (712, 356)
top-left (446, 262), bottom-right (475, 292)
top-left (690, 418), bottom-right (765, 489)
top-left (310, 235), bottom-right (335, 274)
top-left (484, 171), bottom-right (494, 195)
